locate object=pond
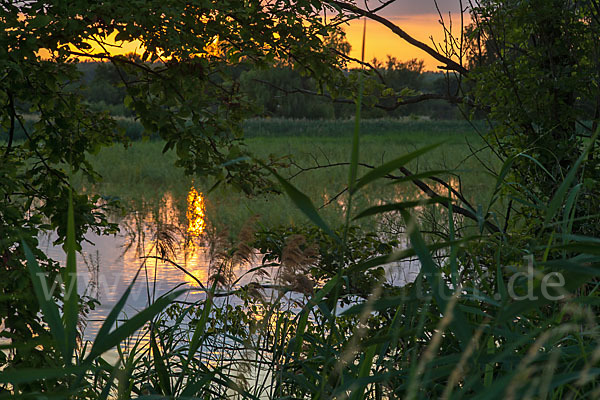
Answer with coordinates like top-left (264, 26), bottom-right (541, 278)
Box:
top-left (39, 180), bottom-right (465, 342)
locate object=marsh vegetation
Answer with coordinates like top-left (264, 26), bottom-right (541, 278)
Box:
top-left (2, 1), bottom-right (600, 399)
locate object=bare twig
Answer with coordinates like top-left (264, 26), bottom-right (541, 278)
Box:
top-left (252, 78), bottom-right (466, 111)
top-left (291, 159), bottom-right (501, 233)
top-left (328, 0), bottom-right (469, 75)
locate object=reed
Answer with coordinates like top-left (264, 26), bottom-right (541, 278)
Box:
top-left (4, 103), bottom-right (599, 400)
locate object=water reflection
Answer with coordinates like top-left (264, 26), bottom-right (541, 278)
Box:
top-left (40, 189), bottom-right (216, 341)
top-left (39, 180), bottom-right (459, 342)
top-left (186, 187), bottom-right (206, 238)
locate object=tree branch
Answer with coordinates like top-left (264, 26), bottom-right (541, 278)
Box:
top-left (14, 113), bottom-right (71, 187)
top-left (328, 0), bottom-right (469, 75)
top-left (332, 48), bottom-right (386, 83)
top-left (252, 78), bottom-right (466, 111)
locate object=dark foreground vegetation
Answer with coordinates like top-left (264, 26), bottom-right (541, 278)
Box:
top-left (2, 0), bottom-right (600, 399)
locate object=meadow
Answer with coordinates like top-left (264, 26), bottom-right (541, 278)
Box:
top-left (76, 118), bottom-right (496, 235)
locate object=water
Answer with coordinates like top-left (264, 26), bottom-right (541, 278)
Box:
top-left (39, 192), bottom-right (239, 341)
top-left (38, 186), bottom-right (439, 342)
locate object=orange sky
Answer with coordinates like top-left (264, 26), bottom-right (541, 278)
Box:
top-left (343, 14), bottom-right (464, 71)
top-left (63, 12), bottom-right (464, 72)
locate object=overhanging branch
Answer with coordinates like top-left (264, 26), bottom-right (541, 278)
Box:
top-left (328, 0), bottom-right (470, 75)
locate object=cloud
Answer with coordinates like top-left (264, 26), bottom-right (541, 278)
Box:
top-left (362, 0), bottom-right (465, 17)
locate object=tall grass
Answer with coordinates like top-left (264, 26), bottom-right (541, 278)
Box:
top-left (3, 107), bottom-right (600, 398)
top-left (73, 127), bottom-right (495, 237)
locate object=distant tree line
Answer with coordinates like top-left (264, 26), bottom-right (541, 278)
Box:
top-left (76, 57), bottom-right (462, 120)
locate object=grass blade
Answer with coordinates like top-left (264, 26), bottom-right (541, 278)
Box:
top-left (263, 163), bottom-right (340, 242)
top-left (349, 344), bottom-right (377, 400)
top-left (150, 327), bottom-right (171, 395)
top-left (352, 142), bottom-right (444, 194)
top-left (93, 267), bottom-right (142, 348)
top-left (400, 210), bottom-right (472, 347)
top-left (544, 128), bottom-right (599, 226)
top-left (85, 289), bottom-right (186, 362)
top-left (22, 240), bottom-right (67, 360)
top-left (63, 189), bottom-right (78, 364)
top-left (448, 186), bottom-right (458, 288)
top-left (0, 366), bottom-right (90, 385)
top-left (348, 65), bottom-right (363, 193)
top-left (186, 282), bottom-right (215, 367)
top-left (386, 169), bottom-right (450, 186)
top-left (486, 154), bottom-right (516, 211)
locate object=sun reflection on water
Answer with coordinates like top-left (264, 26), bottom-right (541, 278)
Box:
top-left (187, 187), bottom-right (206, 238)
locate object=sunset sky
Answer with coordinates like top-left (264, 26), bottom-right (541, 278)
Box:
top-left (342, 0), bottom-right (467, 70)
top-left (69, 1), bottom-right (467, 71)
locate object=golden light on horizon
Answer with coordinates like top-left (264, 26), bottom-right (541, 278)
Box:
top-left (32, 12), bottom-right (463, 72)
top-left (38, 31), bottom-right (221, 62)
top-left (187, 187), bottom-right (206, 237)
top-left (343, 14), bottom-right (468, 71)
top-left (28, 9), bottom-right (465, 71)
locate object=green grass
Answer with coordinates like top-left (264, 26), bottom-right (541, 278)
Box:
top-left (15, 119), bottom-right (599, 400)
top-left (74, 119), bottom-right (497, 234)
top-left (9, 123), bottom-right (600, 399)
